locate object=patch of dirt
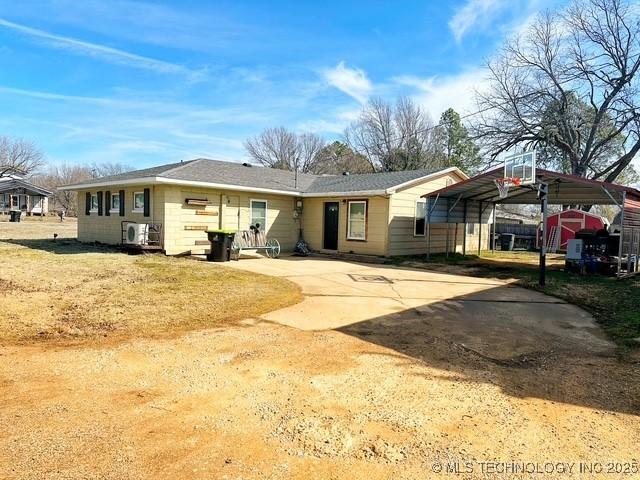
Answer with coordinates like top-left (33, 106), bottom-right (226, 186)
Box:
top-left (1, 321), bottom-right (638, 480)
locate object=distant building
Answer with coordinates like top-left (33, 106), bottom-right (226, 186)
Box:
top-left (0, 175), bottom-right (52, 216)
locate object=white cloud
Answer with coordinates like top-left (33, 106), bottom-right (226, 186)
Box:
top-left (323, 61), bottom-right (372, 104)
top-left (0, 86), bottom-right (116, 104)
top-left (393, 68), bottom-right (489, 120)
top-left (0, 18), bottom-right (202, 78)
top-left (449, 0), bottom-right (507, 42)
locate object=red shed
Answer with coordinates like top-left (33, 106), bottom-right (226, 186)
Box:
top-left (538, 209), bottom-right (609, 251)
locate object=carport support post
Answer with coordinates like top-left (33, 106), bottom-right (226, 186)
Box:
top-left (477, 201), bottom-right (483, 256)
top-left (539, 194), bottom-right (548, 286)
top-left (491, 203), bottom-right (496, 253)
top-left (426, 196), bottom-right (431, 261)
top-left (617, 192), bottom-right (626, 277)
top-left (445, 198), bottom-right (450, 259)
top-left (462, 199), bottom-right (468, 257)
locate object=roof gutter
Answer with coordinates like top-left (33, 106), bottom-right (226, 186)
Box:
top-left (59, 176), bottom-right (303, 196)
top-left (301, 190), bottom-right (388, 198)
top-left (59, 176), bottom-right (159, 191)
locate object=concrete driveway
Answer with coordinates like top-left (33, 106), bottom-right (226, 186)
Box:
top-left (227, 256), bottom-right (614, 361)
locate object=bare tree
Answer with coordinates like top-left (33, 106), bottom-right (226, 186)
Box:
top-left (296, 132), bottom-right (327, 173)
top-left (244, 127), bottom-right (326, 173)
top-left (473, 0), bottom-right (640, 183)
top-left (345, 97), bottom-right (440, 171)
top-left (0, 136), bottom-right (45, 177)
top-left (33, 164), bottom-right (92, 216)
top-left (90, 162), bottom-right (132, 178)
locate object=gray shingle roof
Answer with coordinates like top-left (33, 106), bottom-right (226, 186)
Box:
top-left (307, 168), bottom-right (443, 193)
top-left (64, 158), bottom-right (453, 195)
top-left (0, 177), bottom-right (52, 196)
top-left (161, 159), bottom-right (317, 192)
top-left (82, 160), bottom-right (201, 184)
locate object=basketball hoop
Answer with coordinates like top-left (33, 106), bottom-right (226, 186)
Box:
top-left (494, 177), bottom-right (522, 199)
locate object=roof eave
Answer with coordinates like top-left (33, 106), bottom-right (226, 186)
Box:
top-left (385, 167), bottom-right (468, 194)
top-left (59, 176), bottom-right (303, 196)
top-left (301, 190), bottom-right (387, 198)
top-left (155, 177), bottom-right (301, 196)
top-left (58, 177), bottom-right (160, 191)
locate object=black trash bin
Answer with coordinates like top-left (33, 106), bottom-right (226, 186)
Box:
top-left (206, 229), bottom-right (235, 262)
top-left (500, 233), bottom-right (515, 251)
top-left (9, 210), bottom-right (21, 223)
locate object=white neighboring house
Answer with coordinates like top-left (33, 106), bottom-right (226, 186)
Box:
top-left (0, 175), bottom-right (52, 216)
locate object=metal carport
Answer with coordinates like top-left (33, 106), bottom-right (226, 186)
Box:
top-left (423, 166), bottom-right (640, 283)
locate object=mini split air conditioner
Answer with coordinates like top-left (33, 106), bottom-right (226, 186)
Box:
top-left (125, 223), bottom-right (148, 245)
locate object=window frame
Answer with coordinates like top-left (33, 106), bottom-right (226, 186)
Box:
top-left (250, 198), bottom-right (268, 230)
top-left (132, 191), bottom-right (145, 213)
top-left (110, 192), bottom-right (120, 213)
top-left (346, 199), bottom-right (367, 241)
top-left (90, 193), bottom-right (98, 212)
top-left (414, 198), bottom-right (427, 237)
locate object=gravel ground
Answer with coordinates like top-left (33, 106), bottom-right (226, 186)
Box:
top-left (2, 316), bottom-right (638, 480)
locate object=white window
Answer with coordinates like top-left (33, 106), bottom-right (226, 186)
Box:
top-left (347, 200), bottom-right (367, 240)
top-left (467, 223), bottom-right (475, 235)
top-left (110, 193), bottom-right (120, 212)
top-left (133, 192), bottom-right (144, 212)
top-left (90, 194), bottom-right (98, 212)
top-left (414, 199), bottom-right (426, 236)
top-left (250, 199), bottom-right (267, 230)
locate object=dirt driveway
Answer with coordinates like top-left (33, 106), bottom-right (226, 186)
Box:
top-left (2, 257), bottom-right (639, 479)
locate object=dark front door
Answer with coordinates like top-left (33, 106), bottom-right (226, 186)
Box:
top-left (323, 202), bottom-right (339, 250)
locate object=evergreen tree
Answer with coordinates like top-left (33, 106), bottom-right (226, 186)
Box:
top-left (436, 108), bottom-right (482, 174)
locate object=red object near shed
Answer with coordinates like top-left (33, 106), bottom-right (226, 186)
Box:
top-left (538, 209), bottom-right (609, 251)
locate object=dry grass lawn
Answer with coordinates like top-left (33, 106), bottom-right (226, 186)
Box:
top-left (0, 218), bottom-right (301, 343)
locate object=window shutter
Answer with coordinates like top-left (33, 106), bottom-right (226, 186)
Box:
top-left (105, 191), bottom-right (111, 216)
top-left (85, 192), bottom-right (91, 215)
top-left (97, 191), bottom-right (103, 216)
top-left (119, 190), bottom-right (125, 216)
top-left (143, 188), bottom-right (150, 217)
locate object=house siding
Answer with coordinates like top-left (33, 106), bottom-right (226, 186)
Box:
top-left (302, 195), bottom-right (390, 256)
top-left (77, 186), bottom-right (164, 245)
top-left (162, 187), bottom-right (299, 256)
top-left (76, 185), bottom-right (298, 256)
top-left (387, 172), bottom-right (490, 256)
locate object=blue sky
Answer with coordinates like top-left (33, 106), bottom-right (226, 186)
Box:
top-left (0, 0), bottom-right (566, 170)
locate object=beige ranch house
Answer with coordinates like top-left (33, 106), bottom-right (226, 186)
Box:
top-left (62, 159), bottom-right (490, 257)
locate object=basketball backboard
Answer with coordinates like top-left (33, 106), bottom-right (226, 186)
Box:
top-left (504, 151), bottom-right (536, 185)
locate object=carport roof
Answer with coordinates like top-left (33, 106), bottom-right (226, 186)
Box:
top-left (423, 166), bottom-right (640, 205)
